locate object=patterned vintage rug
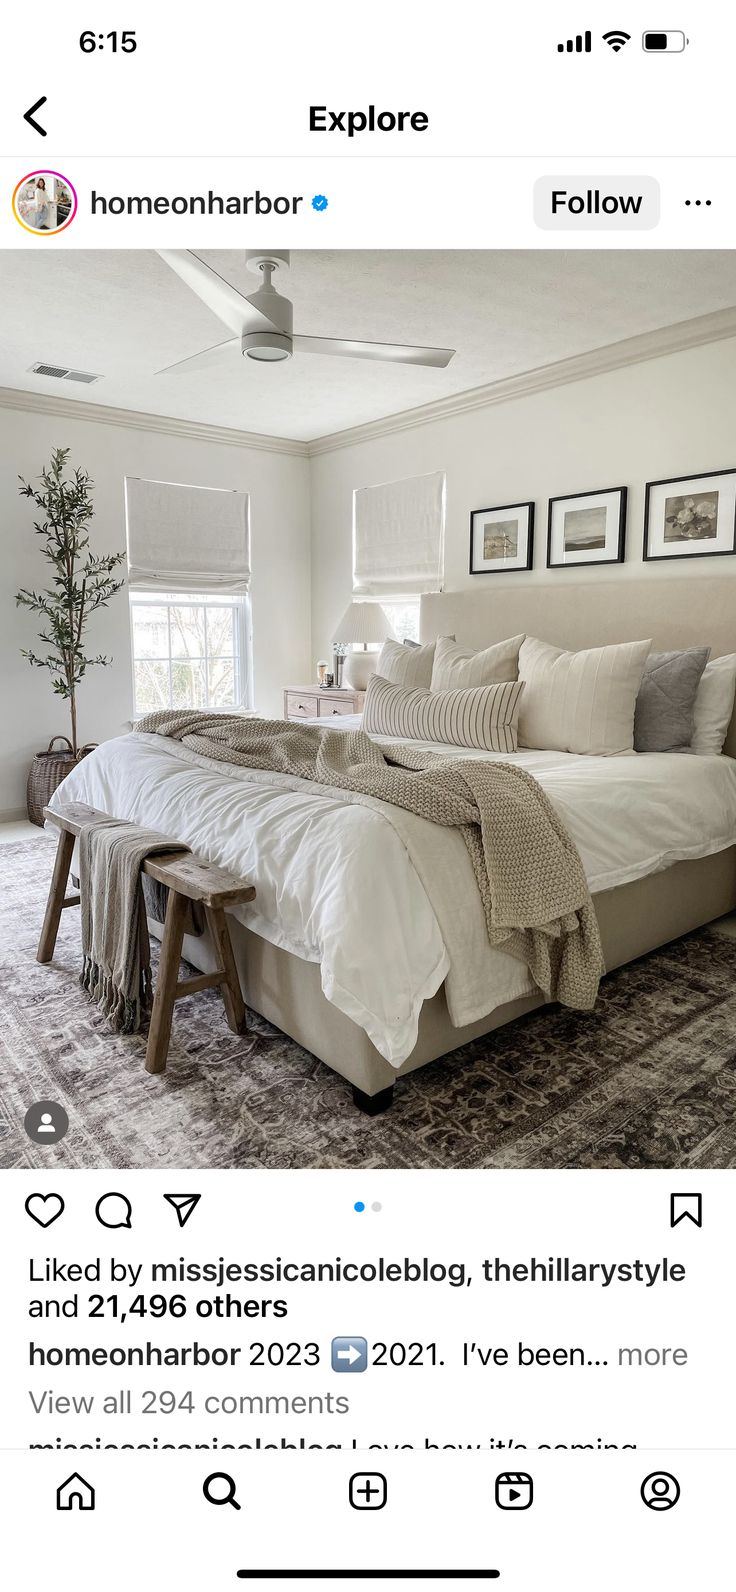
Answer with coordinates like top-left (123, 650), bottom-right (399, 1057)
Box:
top-left (2, 834), bottom-right (736, 1170)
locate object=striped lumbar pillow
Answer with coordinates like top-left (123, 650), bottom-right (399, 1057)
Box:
top-left (363, 673), bottom-right (524, 752)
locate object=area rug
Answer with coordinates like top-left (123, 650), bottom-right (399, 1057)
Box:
top-left (2, 835), bottom-right (736, 1170)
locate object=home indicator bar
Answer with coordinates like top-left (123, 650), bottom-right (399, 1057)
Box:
top-left (236, 1574), bottom-right (501, 1582)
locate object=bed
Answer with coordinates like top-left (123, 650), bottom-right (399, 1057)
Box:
top-left (50, 574), bottom-right (736, 1109)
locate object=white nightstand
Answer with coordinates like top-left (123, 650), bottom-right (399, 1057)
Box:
top-left (284, 685), bottom-right (365, 722)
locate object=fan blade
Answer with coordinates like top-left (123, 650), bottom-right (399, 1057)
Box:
top-left (157, 250), bottom-right (278, 336)
top-left (293, 334), bottom-right (455, 368)
top-left (156, 338), bottom-right (241, 376)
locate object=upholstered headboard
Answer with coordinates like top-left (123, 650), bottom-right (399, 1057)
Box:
top-left (421, 577), bottom-right (736, 757)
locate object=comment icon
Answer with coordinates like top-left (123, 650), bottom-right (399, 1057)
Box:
top-left (95, 1192), bottom-right (133, 1229)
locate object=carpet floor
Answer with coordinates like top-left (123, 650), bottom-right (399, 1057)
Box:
top-left (3, 835), bottom-right (736, 1169)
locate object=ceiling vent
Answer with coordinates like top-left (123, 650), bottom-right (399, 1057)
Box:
top-left (29, 362), bottom-right (102, 384)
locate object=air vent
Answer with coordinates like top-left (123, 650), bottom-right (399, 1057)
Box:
top-left (29, 362), bottom-right (102, 384)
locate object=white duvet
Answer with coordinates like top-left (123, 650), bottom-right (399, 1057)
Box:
top-left (50, 724), bottom-right (736, 1067)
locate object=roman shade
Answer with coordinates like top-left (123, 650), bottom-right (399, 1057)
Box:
top-left (353, 471), bottom-right (445, 597)
top-left (125, 477), bottom-right (251, 594)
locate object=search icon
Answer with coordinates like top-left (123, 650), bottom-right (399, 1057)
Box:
top-left (203, 1471), bottom-right (241, 1510)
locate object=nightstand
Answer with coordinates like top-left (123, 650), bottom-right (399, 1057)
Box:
top-left (284, 685), bottom-right (366, 722)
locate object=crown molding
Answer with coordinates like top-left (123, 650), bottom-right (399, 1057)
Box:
top-left (307, 306), bottom-right (736, 456)
top-left (3, 304), bottom-right (736, 461)
top-left (0, 386), bottom-right (309, 458)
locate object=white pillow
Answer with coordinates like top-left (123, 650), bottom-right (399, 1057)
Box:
top-left (376, 637), bottom-right (443, 690)
top-left (430, 633), bottom-right (524, 691)
top-left (363, 673), bottom-right (524, 753)
top-left (690, 653), bottom-right (736, 755)
top-left (518, 635), bottom-right (652, 755)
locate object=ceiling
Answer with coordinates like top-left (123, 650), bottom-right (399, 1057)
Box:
top-left (1, 250), bottom-right (735, 443)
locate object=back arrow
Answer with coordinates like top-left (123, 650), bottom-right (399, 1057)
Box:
top-left (24, 97), bottom-right (48, 136)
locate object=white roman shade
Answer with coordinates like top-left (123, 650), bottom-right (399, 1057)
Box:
top-left (353, 470), bottom-right (445, 597)
top-left (125, 477), bottom-right (250, 594)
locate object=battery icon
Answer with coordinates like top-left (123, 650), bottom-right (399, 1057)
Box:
top-left (642, 30), bottom-right (688, 50)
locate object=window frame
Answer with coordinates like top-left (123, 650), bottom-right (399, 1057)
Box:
top-left (128, 589), bottom-right (253, 718)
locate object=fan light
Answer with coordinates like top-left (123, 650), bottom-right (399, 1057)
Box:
top-left (242, 331), bottom-right (293, 362)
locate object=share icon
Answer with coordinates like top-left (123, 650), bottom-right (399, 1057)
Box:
top-left (163, 1193), bottom-right (202, 1228)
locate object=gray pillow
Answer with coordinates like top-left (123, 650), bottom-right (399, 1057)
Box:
top-left (634, 647), bottom-right (711, 752)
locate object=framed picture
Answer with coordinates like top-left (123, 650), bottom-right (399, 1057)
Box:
top-left (644, 468), bottom-right (736, 561)
top-left (547, 486), bottom-right (627, 569)
top-left (469, 501), bottom-right (534, 574)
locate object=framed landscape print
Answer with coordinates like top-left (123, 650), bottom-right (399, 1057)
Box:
top-left (644, 468), bottom-right (736, 561)
top-left (469, 501), bottom-right (534, 574)
top-left (547, 486), bottom-right (627, 568)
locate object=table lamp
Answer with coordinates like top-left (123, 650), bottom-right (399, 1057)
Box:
top-left (331, 602), bottom-right (396, 690)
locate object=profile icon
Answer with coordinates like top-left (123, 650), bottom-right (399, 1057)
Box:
top-left (23, 1099), bottom-right (69, 1144)
top-left (13, 170), bottom-right (77, 235)
top-left (640, 1471), bottom-right (680, 1511)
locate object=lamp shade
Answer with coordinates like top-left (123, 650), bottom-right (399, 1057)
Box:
top-left (331, 601), bottom-right (396, 646)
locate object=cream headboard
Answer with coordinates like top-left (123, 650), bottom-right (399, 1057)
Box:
top-left (421, 576), bottom-right (736, 757)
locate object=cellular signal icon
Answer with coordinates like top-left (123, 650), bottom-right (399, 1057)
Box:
top-left (557, 30), bottom-right (592, 52)
top-left (602, 29), bottom-right (631, 50)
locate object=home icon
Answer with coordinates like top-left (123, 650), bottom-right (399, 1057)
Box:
top-left (56, 1473), bottom-right (95, 1511)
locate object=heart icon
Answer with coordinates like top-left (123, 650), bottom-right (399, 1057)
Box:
top-left (25, 1193), bottom-right (65, 1228)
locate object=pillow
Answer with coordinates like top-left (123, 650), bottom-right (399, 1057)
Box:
top-left (634, 647), bottom-right (710, 753)
top-left (376, 637), bottom-right (440, 689)
top-left (690, 653), bottom-right (736, 755)
top-left (518, 635), bottom-right (651, 755)
top-left (430, 633), bottom-right (524, 691)
top-left (363, 673), bottom-right (524, 753)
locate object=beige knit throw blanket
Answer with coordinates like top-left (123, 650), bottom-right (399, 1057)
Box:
top-left (137, 710), bottom-right (605, 1010)
top-left (79, 818), bottom-right (188, 1033)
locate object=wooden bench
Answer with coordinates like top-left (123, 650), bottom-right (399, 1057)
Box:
top-left (39, 802), bottom-right (255, 1076)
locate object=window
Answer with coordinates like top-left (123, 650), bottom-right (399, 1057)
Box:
top-left (130, 591), bottom-right (252, 715)
top-left (124, 476), bottom-right (252, 717)
top-left (376, 597), bottom-right (421, 643)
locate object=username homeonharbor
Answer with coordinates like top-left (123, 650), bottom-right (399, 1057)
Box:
top-left (90, 189), bottom-right (305, 216)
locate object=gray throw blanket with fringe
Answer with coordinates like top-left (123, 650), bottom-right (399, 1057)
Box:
top-left (78, 819), bottom-right (188, 1033)
top-left (137, 709), bottom-right (605, 1011)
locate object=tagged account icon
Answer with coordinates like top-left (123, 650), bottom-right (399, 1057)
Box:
top-left (495, 1471), bottom-right (534, 1510)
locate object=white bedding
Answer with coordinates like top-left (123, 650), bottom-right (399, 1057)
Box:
top-left (50, 725), bottom-right (736, 1067)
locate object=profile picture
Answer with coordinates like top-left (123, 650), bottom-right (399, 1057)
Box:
top-left (12, 170), bottom-right (77, 235)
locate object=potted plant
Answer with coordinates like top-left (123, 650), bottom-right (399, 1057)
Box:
top-left (15, 447), bottom-right (125, 824)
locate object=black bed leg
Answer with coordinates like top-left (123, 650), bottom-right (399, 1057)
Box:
top-left (352, 1083), bottom-right (395, 1116)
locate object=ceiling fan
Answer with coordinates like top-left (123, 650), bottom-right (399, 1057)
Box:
top-left (156, 249), bottom-right (455, 371)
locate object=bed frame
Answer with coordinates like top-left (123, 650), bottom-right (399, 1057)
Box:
top-left (163, 574), bottom-right (736, 1111)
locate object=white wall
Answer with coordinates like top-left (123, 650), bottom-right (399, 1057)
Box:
top-left (0, 403), bottom-right (310, 817)
top-left (309, 336), bottom-right (736, 664)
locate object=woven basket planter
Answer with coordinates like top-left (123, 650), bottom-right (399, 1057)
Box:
top-left (26, 738), bottom-right (95, 827)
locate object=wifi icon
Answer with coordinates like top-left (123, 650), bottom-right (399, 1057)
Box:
top-left (603, 29), bottom-right (631, 51)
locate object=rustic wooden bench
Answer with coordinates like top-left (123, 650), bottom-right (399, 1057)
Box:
top-left (39, 802), bottom-right (255, 1076)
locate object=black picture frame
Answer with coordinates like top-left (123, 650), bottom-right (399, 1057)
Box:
top-left (547, 485), bottom-right (627, 569)
top-left (468, 500), bottom-right (535, 575)
top-left (643, 467), bottom-right (736, 561)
